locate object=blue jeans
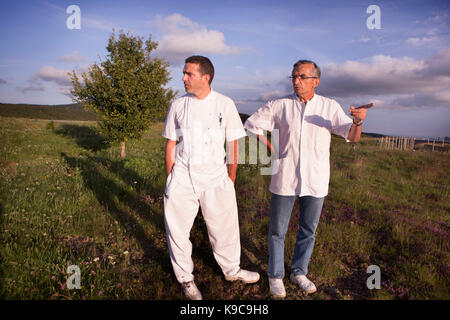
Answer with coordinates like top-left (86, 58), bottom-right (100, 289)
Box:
top-left (267, 193), bottom-right (324, 279)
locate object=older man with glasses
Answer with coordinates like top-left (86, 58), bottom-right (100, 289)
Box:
top-left (244, 59), bottom-right (370, 298)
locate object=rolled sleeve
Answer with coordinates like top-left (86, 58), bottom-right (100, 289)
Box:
top-left (243, 102), bottom-right (275, 135)
top-left (330, 101), bottom-right (353, 141)
top-left (162, 104), bottom-right (178, 141)
top-left (225, 103), bottom-right (246, 141)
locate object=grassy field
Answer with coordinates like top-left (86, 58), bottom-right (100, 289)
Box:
top-left (0, 116), bottom-right (448, 300)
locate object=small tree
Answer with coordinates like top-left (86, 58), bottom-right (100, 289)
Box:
top-left (69, 30), bottom-right (175, 157)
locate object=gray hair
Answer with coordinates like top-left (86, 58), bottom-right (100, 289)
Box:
top-left (293, 60), bottom-right (321, 78)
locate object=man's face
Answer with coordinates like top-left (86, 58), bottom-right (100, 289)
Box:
top-left (291, 63), bottom-right (320, 99)
top-left (182, 63), bottom-right (209, 96)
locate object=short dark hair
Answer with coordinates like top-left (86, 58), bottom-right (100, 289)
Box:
top-left (293, 59), bottom-right (321, 78)
top-left (185, 55), bottom-right (215, 85)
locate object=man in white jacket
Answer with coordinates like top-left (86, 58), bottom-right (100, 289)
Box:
top-left (244, 59), bottom-right (368, 298)
top-left (163, 55), bottom-right (259, 300)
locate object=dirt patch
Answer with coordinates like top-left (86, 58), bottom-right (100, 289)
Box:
top-left (321, 205), bottom-right (372, 226)
top-left (60, 235), bottom-right (96, 254)
top-left (1, 161), bottom-right (19, 176)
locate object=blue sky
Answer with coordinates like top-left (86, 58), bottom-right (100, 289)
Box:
top-left (0, 0), bottom-right (449, 138)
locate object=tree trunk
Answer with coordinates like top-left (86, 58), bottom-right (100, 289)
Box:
top-left (121, 141), bottom-right (126, 158)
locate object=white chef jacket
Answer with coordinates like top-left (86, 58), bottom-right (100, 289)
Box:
top-left (244, 93), bottom-right (353, 197)
top-left (163, 90), bottom-right (246, 193)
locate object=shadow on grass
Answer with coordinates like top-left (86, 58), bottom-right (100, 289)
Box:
top-left (0, 200), bottom-right (3, 226)
top-left (56, 124), bottom-right (176, 289)
top-left (61, 153), bottom-right (171, 270)
top-left (0, 201), bottom-right (4, 298)
top-left (333, 218), bottom-right (427, 300)
top-left (57, 124), bottom-right (272, 298)
top-left (55, 124), bottom-right (110, 152)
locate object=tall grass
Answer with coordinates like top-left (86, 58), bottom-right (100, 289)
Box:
top-left (0, 116), bottom-right (448, 299)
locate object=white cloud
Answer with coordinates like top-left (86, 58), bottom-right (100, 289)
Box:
top-left (30, 66), bottom-right (72, 86)
top-left (83, 16), bottom-right (116, 31)
top-left (58, 85), bottom-right (73, 98)
top-left (316, 48), bottom-right (450, 109)
top-left (406, 36), bottom-right (437, 46)
top-left (429, 11), bottom-right (450, 26)
top-left (20, 65), bottom-right (88, 96)
top-left (18, 83), bottom-right (45, 94)
top-left (153, 13), bottom-right (242, 64)
top-left (240, 49), bottom-right (450, 111)
top-left (58, 51), bottom-right (89, 63)
top-left (259, 90), bottom-right (290, 102)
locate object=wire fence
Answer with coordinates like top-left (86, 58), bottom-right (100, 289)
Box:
top-left (378, 136), bottom-right (448, 152)
top-left (379, 136), bottom-right (415, 151)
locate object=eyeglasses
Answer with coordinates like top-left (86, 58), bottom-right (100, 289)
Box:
top-left (289, 75), bottom-right (318, 81)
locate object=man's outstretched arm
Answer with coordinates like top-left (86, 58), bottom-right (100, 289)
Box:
top-left (347, 105), bottom-right (368, 143)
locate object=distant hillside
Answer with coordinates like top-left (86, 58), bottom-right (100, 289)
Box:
top-left (0, 105), bottom-right (250, 125)
top-left (0, 103), bottom-right (100, 121)
top-left (239, 113), bottom-right (250, 124)
top-left (0, 105), bottom-right (385, 139)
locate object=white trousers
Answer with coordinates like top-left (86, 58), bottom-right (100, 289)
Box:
top-left (163, 165), bottom-right (241, 283)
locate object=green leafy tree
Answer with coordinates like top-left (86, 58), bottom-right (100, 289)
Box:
top-left (69, 30), bottom-right (176, 157)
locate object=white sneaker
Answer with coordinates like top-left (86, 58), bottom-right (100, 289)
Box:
top-left (225, 269), bottom-right (260, 284)
top-left (290, 274), bottom-right (317, 294)
top-left (181, 281), bottom-right (202, 300)
top-left (269, 278), bottom-right (286, 299)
